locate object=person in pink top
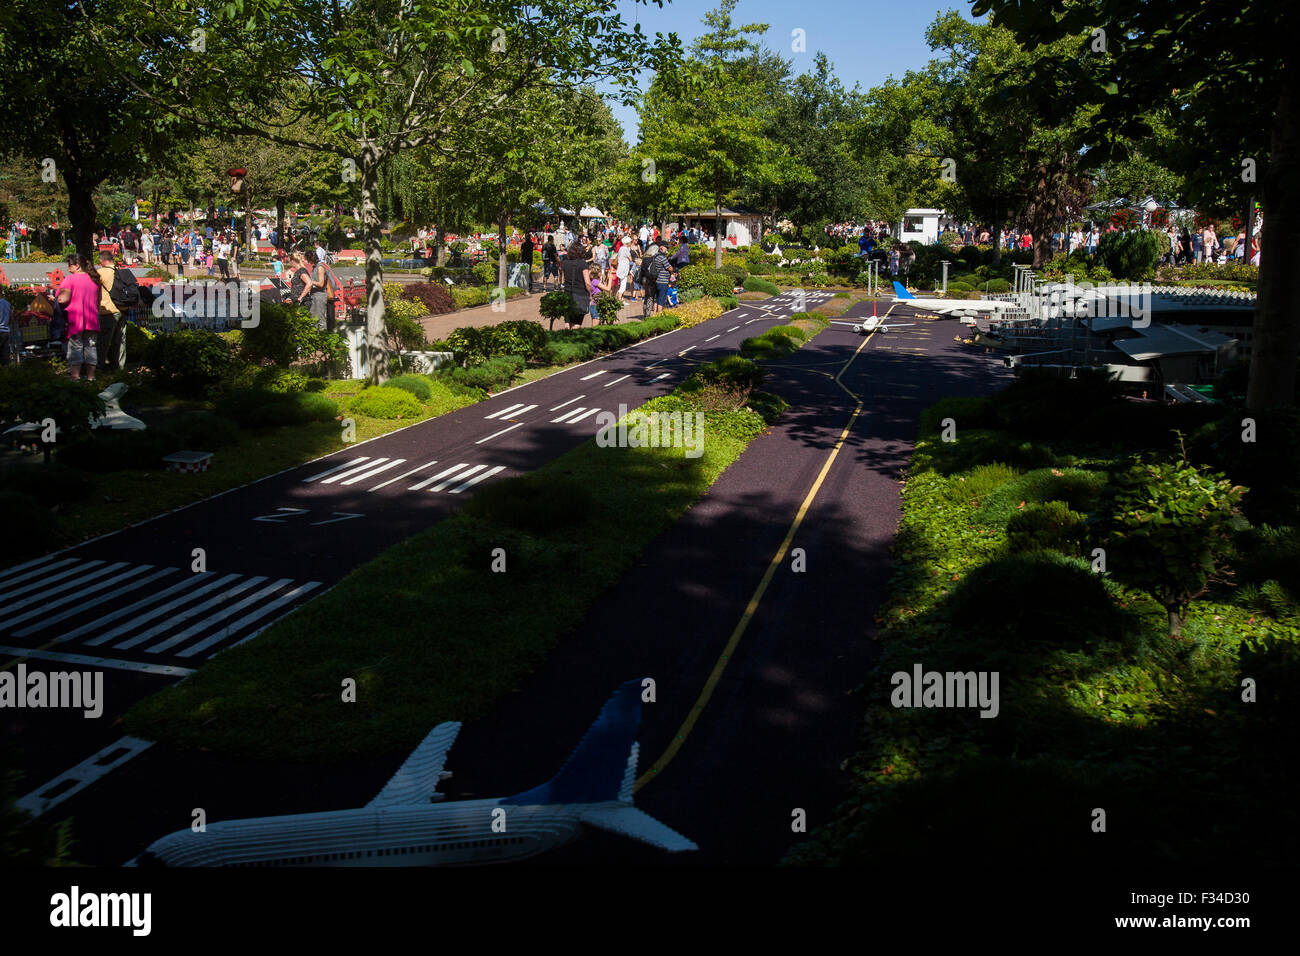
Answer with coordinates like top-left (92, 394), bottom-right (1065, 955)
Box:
top-left (57, 254), bottom-right (102, 380)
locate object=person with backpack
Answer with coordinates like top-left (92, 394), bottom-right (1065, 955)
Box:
top-left (97, 251), bottom-right (139, 370)
top-left (541, 235), bottom-right (559, 291)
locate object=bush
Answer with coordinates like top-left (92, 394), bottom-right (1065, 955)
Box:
top-left (977, 467), bottom-right (1108, 527)
top-left (471, 262), bottom-right (496, 286)
top-left (716, 262), bottom-right (747, 285)
top-left (688, 355), bottom-right (766, 395)
top-left (0, 491), bottom-right (53, 560)
top-left (350, 386), bottom-right (425, 419)
top-left (163, 409), bottom-right (242, 449)
top-left (124, 322), bottom-right (154, 361)
top-left (1102, 459), bottom-right (1248, 635)
top-left (384, 300), bottom-right (429, 351)
top-left (436, 355), bottom-right (524, 391)
top-left (451, 286), bottom-right (489, 309)
top-left (0, 462), bottom-right (92, 507)
top-left (944, 551), bottom-right (1128, 647)
top-left (252, 367), bottom-right (310, 393)
top-left (385, 374), bottom-right (433, 401)
top-left (714, 294), bottom-right (738, 311)
top-left (665, 296), bottom-right (723, 328)
top-left (743, 276), bottom-right (780, 295)
top-left (463, 473), bottom-right (594, 535)
top-left (399, 282), bottom-right (456, 316)
top-left (593, 290), bottom-right (624, 325)
top-left (1097, 229), bottom-right (1161, 280)
top-left (142, 330), bottom-right (233, 398)
top-left (1006, 500), bottom-right (1089, 554)
top-left (215, 389), bottom-right (339, 428)
top-left (538, 291), bottom-right (574, 331)
top-left (984, 278), bottom-right (1011, 293)
top-left (239, 301), bottom-right (347, 369)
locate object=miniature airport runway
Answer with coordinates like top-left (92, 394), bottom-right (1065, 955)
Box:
top-left (4, 297), bottom-right (1012, 866)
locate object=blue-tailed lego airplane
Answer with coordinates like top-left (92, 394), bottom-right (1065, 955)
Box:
top-left (132, 680), bottom-right (697, 866)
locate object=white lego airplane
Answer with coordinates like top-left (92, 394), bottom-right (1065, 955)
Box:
top-left (830, 314), bottom-right (916, 335)
top-left (886, 280), bottom-right (1020, 319)
top-left (132, 680), bottom-right (697, 866)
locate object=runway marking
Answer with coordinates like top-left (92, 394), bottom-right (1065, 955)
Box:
top-left (145, 577), bottom-right (290, 654)
top-left (602, 374), bottom-right (631, 387)
top-left (303, 457), bottom-right (368, 483)
top-left (320, 457), bottom-right (390, 484)
top-left (368, 459), bottom-right (437, 492)
top-left (15, 736), bottom-right (156, 818)
top-left (428, 464), bottom-right (486, 492)
top-left (484, 402), bottom-right (528, 420)
top-left (727, 326), bottom-right (740, 332)
top-left (410, 463), bottom-right (471, 491)
top-left (111, 575), bottom-right (261, 650)
top-left (0, 561), bottom-right (129, 618)
top-left (475, 421), bottom-right (525, 444)
top-left (447, 465), bottom-right (505, 494)
top-left (704, 335), bottom-right (720, 342)
top-left (636, 326), bottom-right (879, 792)
top-left (566, 408), bottom-right (601, 424)
top-left (177, 581), bottom-right (321, 658)
top-left (551, 407), bottom-right (590, 423)
top-left (744, 318), bottom-right (759, 324)
top-left (549, 395), bottom-right (585, 411)
top-left (651, 373), bottom-right (671, 381)
top-left (0, 564), bottom-right (156, 630)
top-left (644, 359), bottom-right (669, 369)
top-left (678, 345), bottom-right (696, 355)
top-left (1, 559), bottom-right (109, 603)
top-left (0, 645), bottom-right (193, 677)
top-left (85, 573), bottom-right (242, 646)
top-left (341, 458), bottom-right (406, 485)
top-left (580, 370), bottom-right (607, 381)
top-left (12, 568), bottom-right (178, 636)
top-left (0, 556), bottom-right (80, 591)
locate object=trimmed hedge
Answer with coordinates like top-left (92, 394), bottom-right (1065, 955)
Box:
top-left (350, 386), bottom-right (425, 419)
top-left (743, 276), bottom-right (780, 295)
top-left (386, 374), bottom-right (434, 401)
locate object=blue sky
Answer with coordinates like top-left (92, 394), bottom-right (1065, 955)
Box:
top-left (607, 0), bottom-right (980, 144)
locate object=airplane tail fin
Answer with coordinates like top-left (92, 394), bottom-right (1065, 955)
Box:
top-left (892, 280), bottom-right (915, 299)
top-left (502, 679), bottom-right (644, 807)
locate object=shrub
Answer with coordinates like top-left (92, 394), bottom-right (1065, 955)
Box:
top-left (984, 278), bottom-right (1011, 293)
top-left (215, 389), bottom-right (339, 427)
top-left (593, 290), bottom-right (623, 325)
top-left (142, 329), bottom-right (233, 398)
top-left (1097, 229), bottom-right (1161, 280)
top-left (471, 262), bottom-right (496, 286)
top-left (716, 262), bottom-right (747, 285)
top-left (124, 322), bottom-right (154, 361)
top-left (715, 294), bottom-right (738, 311)
top-left (0, 462), bottom-right (92, 506)
top-left (1102, 460), bottom-right (1248, 635)
top-left (436, 354), bottom-right (524, 391)
top-left (944, 551), bottom-right (1128, 647)
top-left (384, 300), bottom-right (429, 352)
top-left (399, 282), bottom-right (456, 316)
top-left (943, 462), bottom-right (1022, 508)
top-left (252, 367), bottom-right (310, 393)
top-left (350, 386), bottom-right (425, 419)
top-left (451, 286), bottom-right (489, 309)
top-left (977, 467), bottom-right (1108, 526)
top-left (463, 473), bottom-right (593, 535)
top-left (447, 327), bottom-right (491, 366)
top-left (678, 287), bottom-right (705, 304)
top-left (239, 301), bottom-right (347, 369)
top-left (537, 339), bottom-right (592, 366)
top-left (665, 296), bottom-right (723, 328)
top-left (742, 276), bottom-right (780, 295)
top-left (688, 355), bottom-right (766, 395)
top-left (164, 409), bottom-right (242, 449)
top-left (0, 491), bottom-right (53, 559)
top-left (1006, 500), bottom-right (1089, 554)
top-left (385, 374), bottom-right (433, 401)
top-left (539, 291), bottom-right (574, 331)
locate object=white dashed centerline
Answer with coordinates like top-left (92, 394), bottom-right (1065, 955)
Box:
top-left (549, 395), bottom-right (585, 411)
top-left (704, 335), bottom-right (720, 342)
top-left (602, 374), bottom-right (630, 387)
top-left (651, 373), bottom-right (671, 381)
top-left (727, 326), bottom-right (740, 332)
top-left (678, 346), bottom-right (696, 355)
top-left (580, 370), bottom-right (607, 381)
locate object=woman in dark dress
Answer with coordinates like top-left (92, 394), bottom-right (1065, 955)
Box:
top-left (560, 240), bottom-right (591, 326)
top-left (288, 252), bottom-right (312, 306)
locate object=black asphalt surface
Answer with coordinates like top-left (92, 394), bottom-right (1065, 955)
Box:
top-left (2, 294), bottom-right (1012, 866)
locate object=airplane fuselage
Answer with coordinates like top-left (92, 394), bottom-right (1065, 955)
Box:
top-left (139, 799), bottom-right (610, 867)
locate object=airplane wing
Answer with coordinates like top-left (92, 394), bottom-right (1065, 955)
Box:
top-left (579, 806), bottom-right (699, 852)
top-left (366, 721), bottom-right (461, 807)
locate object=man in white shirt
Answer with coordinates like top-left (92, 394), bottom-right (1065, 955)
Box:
top-left (616, 235), bottom-right (633, 297)
top-left (638, 223), bottom-right (650, 250)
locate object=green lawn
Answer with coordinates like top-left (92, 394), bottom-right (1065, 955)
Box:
top-left (124, 362), bottom-right (784, 762)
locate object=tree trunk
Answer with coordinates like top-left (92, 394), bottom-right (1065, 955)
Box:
top-left (1168, 608), bottom-right (1184, 637)
top-left (433, 222), bottom-right (443, 267)
top-left (360, 144), bottom-right (388, 385)
top-left (714, 193), bottom-right (724, 269)
top-left (498, 212), bottom-right (509, 292)
top-left (276, 198), bottom-right (287, 250)
top-left (66, 175), bottom-right (97, 259)
top-left (1248, 73), bottom-right (1300, 409)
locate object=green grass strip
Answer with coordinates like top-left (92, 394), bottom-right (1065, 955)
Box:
top-left (123, 370), bottom-right (773, 762)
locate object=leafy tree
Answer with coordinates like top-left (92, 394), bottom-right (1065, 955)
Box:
top-left (0, 0), bottom-right (180, 256)
top-left (90, 0), bottom-right (676, 382)
top-left (973, 0), bottom-right (1294, 408)
top-left (1104, 459), bottom-right (1247, 637)
top-left (638, 0), bottom-right (793, 267)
